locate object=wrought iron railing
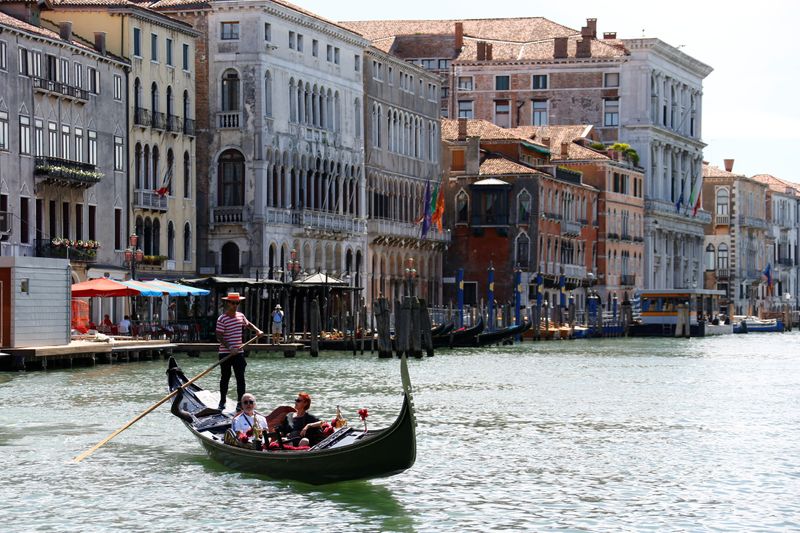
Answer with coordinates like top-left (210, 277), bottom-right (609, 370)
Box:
top-left (34, 156), bottom-right (102, 189)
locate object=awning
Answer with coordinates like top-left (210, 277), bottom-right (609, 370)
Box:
top-left (522, 141), bottom-right (551, 155)
top-left (119, 280), bottom-right (164, 297)
top-left (72, 278), bottom-right (140, 297)
top-left (472, 177), bottom-right (511, 186)
top-left (293, 272), bottom-right (348, 286)
top-left (148, 279), bottom-right (211, 296)
top-left (182, 276), bottom-right (284, 287)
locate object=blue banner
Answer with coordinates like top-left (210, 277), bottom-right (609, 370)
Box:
top-left (487, 266), bottom-right (495, 331)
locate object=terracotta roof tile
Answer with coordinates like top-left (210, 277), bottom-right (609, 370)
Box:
top-left (458, 35), bottom-right (626, 62)
top-left (52, 0), bottom-right (138, 5)
top-left (148, 0), bottom-right (209, 9)
top-left (751, 174), bottom-right (800, 195)
top-left (479, 157), bottom-right (537, 176)
top-left (441, 118), bottom-right (523, 141)
top-left (510, 125), bottom-right (605, 160)
top-left (703, 163), bottom-right (741, 179)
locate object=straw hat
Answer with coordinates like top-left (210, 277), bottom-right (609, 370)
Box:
top-left (222, 292), bottom-right (246, 302)
top-left (274, 304), bottom-right (282, 310)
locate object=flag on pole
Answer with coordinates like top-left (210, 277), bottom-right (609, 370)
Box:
top-left (420, 179), bottom-right (432, 239)
top-left (155, 165), bottom-right (173, 197)
top-left (692, 190), bottom-right (702, 216)
top-left (430, 178), bottom-right (445, 232)
top-left (675, 187), bottom-right (684, 213)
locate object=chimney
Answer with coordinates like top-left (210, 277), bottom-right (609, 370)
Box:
top-left (94, 32), bottom-right (107, 55)
top-left (585, 18), bottom-right (597, 38)
top-left (541, 137), bottom-right (551, 148)
top-left (553, 37), bottom-right (568, 59)
top-left (465, 137), bottom-right (480, 174)
top-left (576, 38), bottom-right (592, 58)
top-left (561, 141), bottom-right (571, 158)
top-left (603, 32), bottom-right (617, 40)
top-left (486, 43), bottom-right (493, 61)
top-left (59, 21), bottom-right (72, 41)
top-left (458, 117), bottom-right (468, 140)
top-left (724, 159), bottom-right (734, 172)
top-left (454, 22), bottom-right (464, 51)
top-left (476, 41), bottom-right (486, 61)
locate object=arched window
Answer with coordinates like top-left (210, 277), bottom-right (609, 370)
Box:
top-left (221, 69), bottom-right (240, 111)
top-left (516, 232), bottom-right (530, 267)
top-left (289, 78), bottom-right (297, 121)
top-left (183, 151), bottom-right (191, 199)
top-left (705, 243), bottom-right (715, 271)
top-left (166, 85), bottom-right (174, 124)
top-left (152, 218), bottom-right (161, 256)
top-left (183, 223), bottom-right (192, 262)
top-left (218, 149), bottom-right (245, 206)
top-left (456, 189), bottom-right (469, 224)
top-left (354, 98), bottom-right (361, 138)
top-left (183, 90), bottom-right (190, 120)
top-left (717, 243), bottom-right (729, 270)
top-left (167, 221), bottom-right (175, 260)
top-left (517, 189), bottom-right (531, 224)
top-left (151, 82), bottom-right (159, 114)
top-left (716, 188), bottom-right (729, 216)
top-left (134, 143), bottom-right (142, 189)
top-left (134, 78), bottom-right (141, 110)
top-left (221, 242), bottom-right (240, 274)
top-left (152, 146), bottom-right (160, 190)
top-left (264, 70), bottom-right (273, 117)
top-left (143, 218), bottom-right (153, 255)
top-left (143, 145), bottom-right (151, 189)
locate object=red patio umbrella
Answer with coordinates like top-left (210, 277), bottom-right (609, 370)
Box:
top-left (71, 278), bottom-right (141, 298)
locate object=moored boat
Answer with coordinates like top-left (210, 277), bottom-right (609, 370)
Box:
top-left (166, 355), bottom-right (416, 484)
top-left (732, 316), bottom-right (784, 334)
top-left (473, 321), bottom-right (531, 347)
top-left (434, 318), bottom-right (485, 348)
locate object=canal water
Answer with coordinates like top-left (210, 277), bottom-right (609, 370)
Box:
top-left (1, 333), bottom-right (799, 531)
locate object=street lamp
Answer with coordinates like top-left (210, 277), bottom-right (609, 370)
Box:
top-left (124, 233), bottom-right (144, 280)
top-left (404, 257), bottom-right (417, 297)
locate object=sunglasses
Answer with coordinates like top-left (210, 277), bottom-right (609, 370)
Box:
top-left (294, 398), bottom-right (304, 403)
top-left (243, 400), bottom-right (255, 405)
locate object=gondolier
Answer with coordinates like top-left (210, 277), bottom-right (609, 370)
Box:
top-left (216, 292), bottom-right (263, 411)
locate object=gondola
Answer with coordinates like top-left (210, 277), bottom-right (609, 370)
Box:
top-left (433, 318), bottom-right (485, 348)
top-left (165, 355), bottom-right (416, 484)
top-left (430, 322), bottom-right (453, 337)
top-left (473, 320), bottom-right (532, 347)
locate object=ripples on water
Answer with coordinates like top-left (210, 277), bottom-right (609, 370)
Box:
top-left (1, 333), bottom-right (799, 531)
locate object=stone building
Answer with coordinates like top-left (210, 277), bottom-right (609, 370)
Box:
top-left (48, 0), bottom-right (200, 278)
top-left (513, 125), bottom-right (645, 306)
top-left (701, 160), bottom-right (769, 315)
top-left (341, 16), bottom-right (713, 292)
top-left (156, 0), bottom-right (369, 283)
top-left (0, 3), bottom-right (129, 283)
top-left (363, 46), bottom-right (447, 309)
top-left (752, 174), bottom-right (799, 311)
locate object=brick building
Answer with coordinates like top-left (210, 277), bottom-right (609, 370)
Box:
top-left (341, 16), bottom-right (713, 292)
top-left (513, 125), bottom-right (645, 305)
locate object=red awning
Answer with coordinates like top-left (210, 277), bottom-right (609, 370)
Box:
top-left (71, 278), bottom-right (141, 298)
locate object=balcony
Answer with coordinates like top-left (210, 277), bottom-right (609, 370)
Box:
top-left (561, 219), bottom-right (581, 236)
top-left (739, 215), bottom-right (768, 229)
top-left (134, 107), bottom-right (151, 127)
top-left (183, 118), bottom-right (196, 136)
top-left (218, 112), bottom-right (241, 129)
top-left (152, 111), bottom-right (166, 130)
top-left (300, 210), bottom-right (367, 234)
top-left (32, 76), bottom-right (89, 103)
top-left (716, 268), bottom-right (730, 280)
top-left (368, 218), bottom-right (450, 243)
top-left (213, 206), bottom-right (244, 224)
top-left (715, 214), bottom-right (730, 226)
top-left (620, 274), bottom-right (636, 286)
top-left (620, 233), bottom-right (633, 241)
top-left (563, 264), bottom-right (586, 279)
top-left (35, 238), bottom-right (97, 262)
top-left (166, 115), bottom-right (182, 134)
top-left (133, 189), bottom-right (168, 211)
top-left (778, 258), bottom-right (794, 267)
top-left (34, 157), bottom-right (102, 189)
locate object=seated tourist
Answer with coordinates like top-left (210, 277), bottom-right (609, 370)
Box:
top-left (102, 314), bottom-right (113, 327)
top-left (277, 392), bottom-right (324, 447)
top-left (118, 315), bottom-right (131, 335)
top-left (231, 393), bottom-right (268, 446)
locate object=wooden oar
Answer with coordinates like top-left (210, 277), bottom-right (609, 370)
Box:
top-left (73, 333), bottom-right (264, 463)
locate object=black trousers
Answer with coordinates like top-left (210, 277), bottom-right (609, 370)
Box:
top-left (219, 352), bottom-right (247, 406)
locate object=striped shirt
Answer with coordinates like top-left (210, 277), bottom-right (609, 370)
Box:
top-left (216, 311), bottom-right (252, 354)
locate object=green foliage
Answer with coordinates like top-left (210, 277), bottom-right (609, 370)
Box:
top-left (609, 142), bottom-right (640, 166)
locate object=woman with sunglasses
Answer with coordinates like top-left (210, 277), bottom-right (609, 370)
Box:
top-left (278, 392), bottom-right (324, 447)
top-left (230, 393), bottom-right (268, 445)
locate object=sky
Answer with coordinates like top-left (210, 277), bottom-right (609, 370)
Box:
top-left (301, 0), bottom-right (800, 183)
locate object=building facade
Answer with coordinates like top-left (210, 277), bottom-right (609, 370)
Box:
top-left (0, 5), bottom-right (129, 282)
top-left (753, 174), bottom-right (799, 311)
top-left (702, 161), bottom-right (769, 315)
top-left (363, 46), bottom-right (447, 309)
top-left (48, 0), bottom-right (200, 278)
top-left (619, 38), bottom-right (713, 291)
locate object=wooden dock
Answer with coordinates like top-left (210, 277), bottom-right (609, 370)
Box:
top-left (1, 339), bottom-right (176, 371)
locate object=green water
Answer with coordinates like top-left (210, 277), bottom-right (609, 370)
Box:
top-left (1, 333), bottom-right (799, 531)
